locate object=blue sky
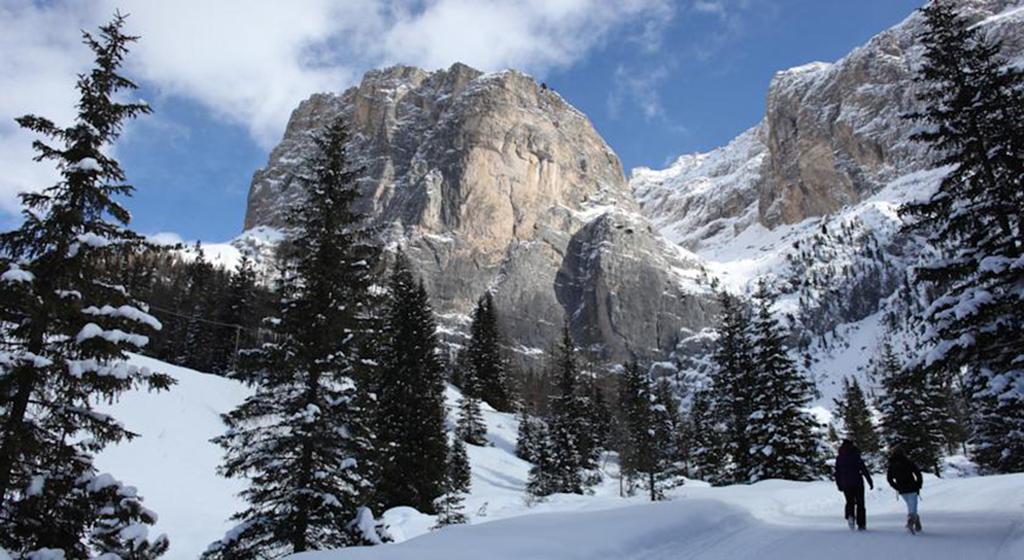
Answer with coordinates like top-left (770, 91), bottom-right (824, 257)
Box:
top-left (1, 0), bottom-right (924, 242)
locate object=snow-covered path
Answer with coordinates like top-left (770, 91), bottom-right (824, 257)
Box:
top-left (296, 474), bottom-right (1024, 560)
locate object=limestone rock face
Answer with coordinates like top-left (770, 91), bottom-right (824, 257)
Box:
top-left (244, 63), bottom-right (713, 363)
top-left (635, 0), bottom-right (1024, 244)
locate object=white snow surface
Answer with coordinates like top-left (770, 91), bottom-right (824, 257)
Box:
top-left (296, 474), bottom-right (1024, 560)
top-left (97, 355), bottom-right (1024, 560)
top-left (94, 354), bottom-right (251, 560)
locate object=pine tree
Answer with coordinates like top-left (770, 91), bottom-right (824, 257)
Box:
top-left (524, 421), bottom-right (559, 500)
top-left (376, 252), bottom-right (448, 513)
top-left (876, 340), bottom-right (946, 474)
top-left (617, 361), bottom-right (677, 500)
top-left (687, 389), bottom-right (724, 483)
top-left (545, 323), bottom-right (593, 494)
top-left (653, 377), bottom-right (688, 479)
top-left (203, 116), bottom-right (386, 559)
top-left (211, 255), bottom-right (258, 375)
top-left (900, 0), bottom-right (1024, 473)
top-left (0, 14), bottom-right (172, 559)
top-left (706, 291), bottom-right (756, 484)
top-left (433, 437), bottom-right (470, 528)
top-left (515, 409), bottom-right (546, 463)
top-left (467, 293), bottom-right (515, 411)
top-left (744, 280), bottom-right (824, 482)
top-left (833, 377), bottom-right (882, 468)
top-left (178, 242), bottom-right (217, 371)
top-left (456, 373), bottom-right (489, 446)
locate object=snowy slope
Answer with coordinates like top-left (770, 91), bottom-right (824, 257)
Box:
top-left (295, 474), bottom-right (1024, 560)
top-left (94, 355), bottom-right (251, 560)
top-left (95, 355), bottom-right (628, 559)
top-left (92, 355), bottom-right (1024, 560)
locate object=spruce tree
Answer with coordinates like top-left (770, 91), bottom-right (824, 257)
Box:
top-left (524, 421), bottom-right (559, 500)
top-left (456, 371), bottom-right (489, 446)
top-left (515, 409), bottom-right (546, 464)
top-left (617, 361), bottom-right (676, 500)
top-left (687, 389), bottom-right (724, 483)
top-left (0, 14), bottom-right (172, 559)
top-left (178, 242), bottom-right (216, 371)
top-left (203, 116), bottom-right (385, 559)
top-left (376, 252), bottom-right (448, 513)
top-left (900, 0), bottom-right (1024, 473)
top-left (653, 377), bottom-right (688, 480)
top-left (433, 437), bottom-right (470, 528)
top-left (833, 377), bottom-right (882, 468)
top-left (706, 291), bottom-right (756, 484)
top-left (744, 280), bottom-right (824, 482)
top-left (211, 255), bottom-right (258, 375)
top-left (546, 323), bottom-right (592, 493)
top-left (466, 293), bottom-right (514, 411)
top-left (876, 340), bottom-right (945, 474)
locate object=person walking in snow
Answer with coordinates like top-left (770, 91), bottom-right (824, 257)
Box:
top-left (886, 447), bottom-right (924, 533)
top-left (834, 439), bottom-right (874, 531)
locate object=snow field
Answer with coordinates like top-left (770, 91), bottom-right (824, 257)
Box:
top-left (96, 355), bottom-right (1024, 560)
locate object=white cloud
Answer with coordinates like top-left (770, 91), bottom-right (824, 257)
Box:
top-left (607, 64), bottom-right (670, 121)
top-left (0, 0), bottom-right (673, 217)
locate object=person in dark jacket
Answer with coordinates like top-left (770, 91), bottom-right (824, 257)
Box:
top-left (834, 439), bottom-right (873, 530)
top-left (887, 447), bottom-right (924, 532)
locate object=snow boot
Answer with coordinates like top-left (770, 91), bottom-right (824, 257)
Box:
top-left (906, 515), bottom-right (917, 535)
top-left (847, 516), bottom-right (856, 531)
top-left (913, 514), bottom-right (922, 533)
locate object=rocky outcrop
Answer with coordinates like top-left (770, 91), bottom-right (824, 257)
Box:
top-left (635, 0), bottom-right (1024, 244)
top-left (244, 63), bottom-right (714, 363)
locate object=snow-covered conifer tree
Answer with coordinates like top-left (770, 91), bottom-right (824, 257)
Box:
top-left (466, 293), bottom-right (515, 412)
top-left (834, 377), bottom-right (882, 468)
top-left (744, 280), bottom-right (824, 482)
top-left (0, 14), bottom-right (172, 558)
top-left (900, 0), bottom-right (1024, 473)
top-left (376, 252), bottom-right (448, 513)
top-left (203, 115), bottom-right (386, 559)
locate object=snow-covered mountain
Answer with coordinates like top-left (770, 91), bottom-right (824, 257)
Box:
top-left (633, 0), bottom-right (1024, 394)
top-left (233, 1), bottom-right (1024, 385)
top-left (241, 64), bottom-right (713, 365)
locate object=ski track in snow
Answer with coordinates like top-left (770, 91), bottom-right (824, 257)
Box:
top-left (96, 355), bottom-right (1024, 560)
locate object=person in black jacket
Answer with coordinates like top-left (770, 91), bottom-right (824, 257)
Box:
top-left (834, 439), bottom-right (874, 530)
top-left (887, 447), bottom-right (924, 532)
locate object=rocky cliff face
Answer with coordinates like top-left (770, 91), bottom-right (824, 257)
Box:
top-left (635, 0), bottom-right (1024, 248)
top-left (244, 63), bottom-right (713, 363)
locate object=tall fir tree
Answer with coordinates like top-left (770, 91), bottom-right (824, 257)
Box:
top-left (456, 371), bottom-right (489, 446)
top-left (744, 280), bottom-right (824, 482)
top-left (900, 0), bottom-right (1024, 473)
top-left (178, 242), bottom-right (217, 371)
top-left (210, 255), bottom-right (258, 376)
top-left (376, 252), bottom-right (449, 513)
top-left (0, 14), bottom-right (171, 559)
top-left (706, 291), bottom-right (756, 485)
top-left (688, 389), bottom-right (724, 483)
top-left (617, 361), bottom-right (677, 500)
top-left (433, 436), bottom-right (470, 528)
top-left (875, 340), bottom-right (946, 475)
top-left (466, 293), bottom-right (515, 411)
top-left (524, 421), bottom-right (559, 500)
top-left (515, 409), bottom-right (547, 464)
top-left (203, 116), bottom-right (386, 559)
top-left (833, 377), bottom-right (882, 468)
top-left (546, 323), bottom-right (593, 494)
top-left (653, 377), bottom-right (688, 479)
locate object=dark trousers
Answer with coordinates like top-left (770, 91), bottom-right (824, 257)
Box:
top-left (843, 485), bottom-right (866, 529)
